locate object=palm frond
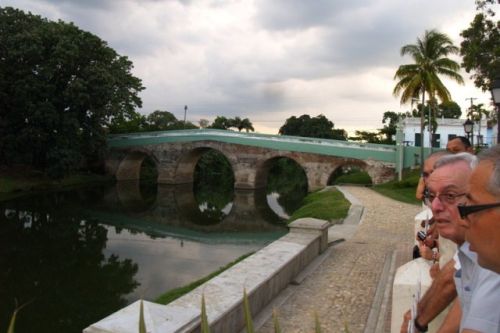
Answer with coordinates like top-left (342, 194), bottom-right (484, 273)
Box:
top-left (7, 309), bottom-right (18, 333)
top-left (201, 294), bottom-right (211, 333)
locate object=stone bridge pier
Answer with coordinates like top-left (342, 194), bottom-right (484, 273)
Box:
top-left (105, 141), bottom-right (396, 191)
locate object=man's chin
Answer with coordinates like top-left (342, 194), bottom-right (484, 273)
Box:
top-left (436, 222), bottom-right (454, 240)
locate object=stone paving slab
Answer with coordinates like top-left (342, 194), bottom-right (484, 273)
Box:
top-left (257, 186), bottom-right (420, 333)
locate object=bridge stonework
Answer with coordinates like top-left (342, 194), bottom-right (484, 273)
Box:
top-left (105, 140), bottom-right (396, 191)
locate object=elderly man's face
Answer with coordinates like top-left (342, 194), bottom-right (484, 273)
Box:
top-left (422, 155), bottom-right (440, 181)
top-left (462, 161), bottom-right (500, 273)
top-left (446, 138), bottom-right (469, 153)
top-left (426, 161), bottom-right (470, 244)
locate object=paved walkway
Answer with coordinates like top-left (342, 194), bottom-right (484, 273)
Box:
top-left (257, 186), bottom-right (420, 333)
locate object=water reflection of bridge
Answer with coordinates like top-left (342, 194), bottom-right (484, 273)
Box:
top-left (89, 181), bottom-right (287, 244)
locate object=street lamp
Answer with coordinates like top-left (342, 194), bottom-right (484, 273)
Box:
top-left (463, 118), bottom-right (474, 143)
top-left (490, 78), bottom-right (500, 144)
top-left (183, 105), bottom-right (188, 128)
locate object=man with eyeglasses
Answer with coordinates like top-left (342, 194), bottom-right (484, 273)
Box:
top-left (401, 153), bottom-right (500, 332)
top-left (459, 145), bottom-right (500, 274)
top-left (416, 150), bottom-right (451, 201)
top-left (413, 151), bottom-right (451, 261)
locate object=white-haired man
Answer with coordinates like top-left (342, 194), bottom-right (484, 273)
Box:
top-left (459, 145), bottom-right (500, 274)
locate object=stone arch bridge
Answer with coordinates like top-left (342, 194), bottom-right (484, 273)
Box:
top-left (105, 129), bottom-right (418, 191)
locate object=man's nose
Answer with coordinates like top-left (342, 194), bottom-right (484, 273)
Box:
top-left (431, 197), bottom-right (444, 212)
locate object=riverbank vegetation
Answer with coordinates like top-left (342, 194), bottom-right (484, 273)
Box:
top-left (372, 169), bottom-right (421, 205)
top-left (0, 168), bottom-right (113, 201)
top-left (329, 167), bottom-right (372, 186)
top-left (289, 188), bottom-right (350, 223)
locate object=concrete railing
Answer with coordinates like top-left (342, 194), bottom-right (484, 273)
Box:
top-left (391, 217), bottom-right (457, 333)
top-left (84, 218), bottom-right (330, 333)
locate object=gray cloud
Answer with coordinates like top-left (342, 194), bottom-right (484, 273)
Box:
top-left (2, 0), bottom-right (491, 133)
top-left (254, 0), bottom-right (364, 31)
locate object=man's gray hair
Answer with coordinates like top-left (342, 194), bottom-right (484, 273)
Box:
top-left (477, 145), bottom-right (500, 196)
top-left (433, 152), bottom-right (478, 170)
top-left (427, 150), bottom-right (451, 160)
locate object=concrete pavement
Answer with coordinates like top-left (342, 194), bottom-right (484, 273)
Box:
top-left (256, 186), bottom-right (420, 333)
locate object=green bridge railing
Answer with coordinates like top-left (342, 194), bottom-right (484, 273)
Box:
top-left (107, 129), bottom-right (432, 177)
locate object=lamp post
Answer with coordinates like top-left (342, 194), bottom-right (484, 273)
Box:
top-left (183, 105), bottom-right (188, 128)
top-left (490, 78), bottom-right (500, 144)
top-left (463, 118), bottom-right (474, 144)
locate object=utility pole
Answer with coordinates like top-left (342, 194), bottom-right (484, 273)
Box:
top-left (466, 97), bottom-right (477, 146)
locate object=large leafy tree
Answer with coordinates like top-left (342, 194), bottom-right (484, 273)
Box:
top-left (279, 114), bottom-right (347, 140)
top-left (437, 101), bottom-right (462, 119)
top-left (209, 116), bottom-right (233, 130)
top-left (146, 110), bottom-right (179, 130)
top-left (349, 130), bottom-right (383, 144)
top-left (108, 110), bottom-right (148, 134)
top-left (460, 0), bottom-right (500, 143)
top-left (0, 7), bottom-right (144, 177)
top-left (460, 0), bottom-right (500, 91)
top-left (379, 111), bottom-right (408, 144)
top-left (393, 29), bottom-right (463, 164)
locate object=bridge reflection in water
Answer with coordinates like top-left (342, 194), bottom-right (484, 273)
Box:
top-left (97, 180), bottom-right (287, 238)
top-left (90, 180), bottom-right (289, 300)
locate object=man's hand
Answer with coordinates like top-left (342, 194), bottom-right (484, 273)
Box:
top-left (400, 310), bottom-right (411, 333)
top-left (418, 241), bottom-right (434, 261)
top-left (430, 262), bottom-right (440, 279)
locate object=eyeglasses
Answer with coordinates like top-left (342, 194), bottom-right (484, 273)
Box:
top-left (424, 192), bottom-right (467, 207)
top-left (458, 202), bottom-right (500, 219)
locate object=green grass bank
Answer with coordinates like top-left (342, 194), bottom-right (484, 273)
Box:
top-left (372, 168), bottom-right (421, 205)
top-left (288, 187), bottom-right (351, 223)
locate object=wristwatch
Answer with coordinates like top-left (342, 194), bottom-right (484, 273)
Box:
top-left (414, 318), bottom-right (428, 332)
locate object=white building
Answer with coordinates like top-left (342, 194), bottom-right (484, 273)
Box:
top-left (400, 117), bottom-right (496, 148)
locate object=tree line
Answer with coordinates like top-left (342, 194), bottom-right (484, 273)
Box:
top-left (0, 1), bottom-right (497, 178)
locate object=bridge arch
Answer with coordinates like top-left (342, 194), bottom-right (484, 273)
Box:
top-left (115, 149), bottom-right (159, 181)
top-left (254, 155), bottom-right (308, 190)
top-left (172, 144), bottom-right (238, 185)
top-left (327, 159), bottom-right (373, 185)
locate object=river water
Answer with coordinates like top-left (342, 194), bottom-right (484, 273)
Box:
top-left (0, 180), bottom-right (305, 333)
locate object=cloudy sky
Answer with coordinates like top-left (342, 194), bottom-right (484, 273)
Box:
top-left (3, 0), bottom-right (496, 134)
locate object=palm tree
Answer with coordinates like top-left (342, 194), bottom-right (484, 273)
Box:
top-left (231, 117), bottom-right (255, 132)
top-left (393, 29), bottom-right (463, 165)
top-left (239, 118), bottom-right (255, 132)
top-left (467, 103), bottom-right (490, 146)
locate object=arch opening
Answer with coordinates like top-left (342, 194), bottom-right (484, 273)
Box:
top-left (188, 148), bottom-right (235, 225)
top-left (262, 157), bottom-right (308, 218)
top-left (328, 162), bottom-right (373, 186)
top-left (114, 152), bottom-right (159, 211)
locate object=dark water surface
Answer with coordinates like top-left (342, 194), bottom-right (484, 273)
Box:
top-left (0, 181), bottom-right (304, 333)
